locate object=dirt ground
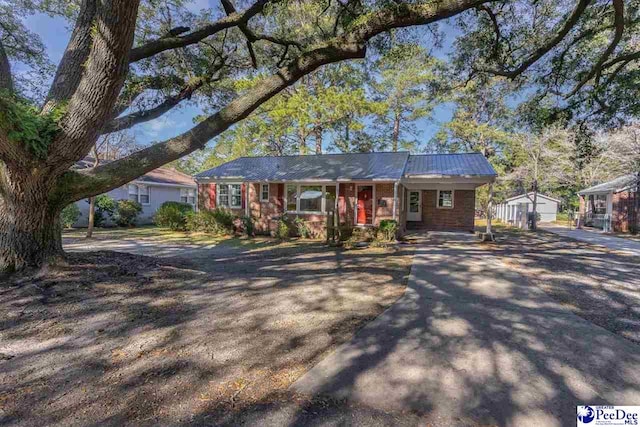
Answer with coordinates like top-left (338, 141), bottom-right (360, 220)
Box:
top-left (0, 239), bottom-right (414, 426)
top-left (487, 228), bottom-right (640, 345)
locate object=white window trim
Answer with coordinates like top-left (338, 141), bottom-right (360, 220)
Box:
top-left (128, 184), bottom-right (151, 205)
top-left (260, 183), bottom-right (269, 202)
top-left (180, 188), bottom-right (196, 205)
top-left (285, 183), bottom-right (338, 215)
top-left (354, 184), bottom-right (376, 226)
top-left (217, 183), bottom-right (242, 209)
top-left (436, 189), bottom-right (454, 209)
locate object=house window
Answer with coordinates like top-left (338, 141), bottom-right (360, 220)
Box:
top-left (286, 184), bottom-right (297, 211)
top-left (589, 194), bottom-right (607, 215)
top-left (230, 184), bottom-right (242, 208)
top-left (128, 184), bottom-right (150, 205)
top-left (128, 184), bottom-right (138, 202)
top-left (285, 184), bottom-right (336, 213)
top-left (217, 183), bottom-right (241, 208)
top-left (138, 185), bottom-right (149, 205)
top-left (299, 185), bottom-right (322, 212)
top-left (261, 184), bottom-right (269, 202)
top-left (181, 188), bottom-right (195, 204)
top-left (217, 184), bottom-right (229, 207)
top-left (437, 190), bottom-right (454, 209)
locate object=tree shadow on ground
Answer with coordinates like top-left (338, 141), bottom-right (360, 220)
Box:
top-left (0, 242), bottom-right (413, 426)
top-left (207, 231), bottom-right (640, 426)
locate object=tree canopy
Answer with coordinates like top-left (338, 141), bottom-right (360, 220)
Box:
top-left (1, 0), bottom-right (639, 270)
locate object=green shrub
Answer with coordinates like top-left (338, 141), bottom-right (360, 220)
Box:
top-left (241, 215), bottom-right (255, 236)
top-left (93, 194), bottom-right (117, 227)
top-left (293, 217), bottom-right (311, 238)
top-left (185, 210), bottom-right (234, 235)
top-left (60, 203), bottom-right (81, 228)
top-left (377, 219), bottom-right (398, 242)
top-left (114, 199), bottom-right (142, 227)
top-left (155, 202), bottom-right (193, 230)
top-left (276, 219), bottom-right (290, 240)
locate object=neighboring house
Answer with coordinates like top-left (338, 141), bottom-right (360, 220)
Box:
top-left (494, 192), bottom-right (561, 224)
top-left (194, 152), bottom-right (496, 234)
top-left (73, 160), bottom-right (197, 226)
top-left (578, 174), bottom-right (639, 232)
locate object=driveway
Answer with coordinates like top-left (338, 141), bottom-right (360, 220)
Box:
top-left (541, 223), bottom-right (640, 257)
top-left (292, 234), bottom-right (640, 426)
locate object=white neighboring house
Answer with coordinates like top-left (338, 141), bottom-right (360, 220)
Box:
top-left (495, 192), bottom-right (561, 224)
top-left (72, 159), bottom-right (197, 227)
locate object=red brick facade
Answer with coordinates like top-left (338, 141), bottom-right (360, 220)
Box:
top-left (418, 189), bottom-right (475, 231)
top-left (198, 181), bottom-right (477, 235)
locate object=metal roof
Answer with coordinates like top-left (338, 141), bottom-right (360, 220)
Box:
top-left (578, 174), bottom-right (640, 195)
top-left (195, 151), bottom-right (497, 181)
top-left (195, 152), bottom-right (410, 181)
top-left (404, 153), bottom-right (497, 177)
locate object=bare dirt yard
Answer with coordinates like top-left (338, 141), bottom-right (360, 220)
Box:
top-left (0, 232), bottom-right (414, 426)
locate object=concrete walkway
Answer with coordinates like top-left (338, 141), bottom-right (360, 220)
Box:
top-left (541, 224), bottom-right (640, 257)
top-left (292, 238), bottom-right (640, 426)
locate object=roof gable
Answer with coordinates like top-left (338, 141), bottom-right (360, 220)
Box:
top-left (504, 192), bottom-right (561, 204)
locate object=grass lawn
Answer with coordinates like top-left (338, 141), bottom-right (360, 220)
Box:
top-left (2, 232), bottom-right (415, 426)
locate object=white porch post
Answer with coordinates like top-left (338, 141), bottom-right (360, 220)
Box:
top-left (392, 181), bottom-right (399, 221)
top-left (486, 182), bottom-right (494, 235)
top-left (245, 182), bottom-right (251, 217)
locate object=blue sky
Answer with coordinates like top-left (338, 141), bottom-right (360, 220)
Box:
top-left (23, 2), bottom-right (457, 153)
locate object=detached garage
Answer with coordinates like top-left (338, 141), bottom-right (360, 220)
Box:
top-left (495, 192), bottom-right (561, 224)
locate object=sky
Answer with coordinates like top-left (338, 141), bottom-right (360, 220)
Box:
top-left (21, 1), bottom-right (458, 154)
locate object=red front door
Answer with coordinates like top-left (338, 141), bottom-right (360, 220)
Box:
top-left (357, 186), bottom-right (373, 225)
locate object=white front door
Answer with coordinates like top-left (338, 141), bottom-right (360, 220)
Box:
top-left (407, 191), bottom-right (421, 221)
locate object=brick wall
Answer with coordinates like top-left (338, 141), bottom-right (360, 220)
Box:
top-left (421, 189), bottom-right (475, 231)
top-left (612, 190), bottom-right (639, 233)
top-left (250, 183), bottom-right (286, 233)
top-left (374, 183), bottom-right (395, 225)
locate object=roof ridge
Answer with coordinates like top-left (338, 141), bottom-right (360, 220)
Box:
top-left (233, 151), bottom-right (411, 160)
top-left (408, 152), bottom-right (484, 157)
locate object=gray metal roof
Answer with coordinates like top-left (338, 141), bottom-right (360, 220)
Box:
top-left (578, 174), bottom-right (639, 195)
top-left (195, 151), bottom-right (496, 181)
top-left (404, 153), bottom-right (496, 177)
top-left (195, 152), bottom-right (410, 181)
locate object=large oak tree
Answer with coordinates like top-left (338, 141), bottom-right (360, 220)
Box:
top-left (0, 0), bottom-right (637, 272)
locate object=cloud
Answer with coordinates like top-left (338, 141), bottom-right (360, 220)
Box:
top-left (139, 117), bottom-right (178, 138)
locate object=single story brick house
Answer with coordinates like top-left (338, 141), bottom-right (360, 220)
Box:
top-left (578, 173), bottom-right (639, 232)
top-left (194, 152), bottom-right (496, 235)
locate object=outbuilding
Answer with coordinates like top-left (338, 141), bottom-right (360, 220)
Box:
top-left (495, 192), bottom-right (561, 224)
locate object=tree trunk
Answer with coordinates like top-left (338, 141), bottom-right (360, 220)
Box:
top-left (392, 111), bottom-right (400, 152)
top-left (531, 179), bottom-right (538, 231)
top-left (0, 197), bottom-right (64, 273)
top-left (86, 196), bottom-right (96, 238)
top-left (314, 126), bottom-right (323, 154)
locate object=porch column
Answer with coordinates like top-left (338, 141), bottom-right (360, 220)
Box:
top-left (392, 181), bottom-right (399, 221)
top-left (486, 182), bottom-right (494, 236)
